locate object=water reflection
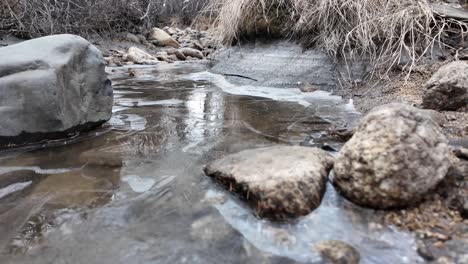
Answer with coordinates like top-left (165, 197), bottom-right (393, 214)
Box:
top-left (0, 63), bottom-right (421, 263)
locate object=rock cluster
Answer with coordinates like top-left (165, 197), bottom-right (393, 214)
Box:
top-left (333, 103), bottom-right (451, 209)
top-left (105, 26), bottom-right (219, 66)
top-left (204, 146), bottom-right (334, 221)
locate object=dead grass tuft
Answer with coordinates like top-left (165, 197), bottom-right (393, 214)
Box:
top-left (0, 0), bottom-right (210, 38)
top-left (203, 0), bottom-right (468, 72)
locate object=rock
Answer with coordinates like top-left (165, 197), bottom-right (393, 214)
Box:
top-left (0, 34), bottom-right (113, 147)
top-left (203, 49), bottom-right (213, 57)
top-left (422, 61), bottom-right (468, 111)
top-left (326, 126), bottom-right (355, 142)
top-left (164, 27), bottom-right (177, 35)
top-left (147, 27), bottom-right (180, 48)
top-left (136, 34), bottom-right (150, 46)
top-left (422, 109), bottom-right (448, 127)
top-left (204, 146), bottom-right (334, 221)
top-left (190, 214), bottom-right (234, 241)
top-left (417, 241), bottom-right (437, 261)
top-left (200, 37), bottom-right (216, 48)
top-left (167, 54), bottom-right (179, 61)
top-left (300, 83), bottom-right (319, 93)
top-left (452, 146), bottom-right (468, 160)
top-left (126, 46), bottom-right (159, 64)
top-left (333, 103), bottom-right (451, 209)
top-left (155, 52), bottom-right (174, 63)
top-left (123, 32), bottom-right (140, 43)
top-left (460, 199), bottom-right (468, 219)
top-left (313, 240), bottom-right (360, 264)
top-left (79, 149), bottom-right (122, 168)
top-left (179, 47), bottom-right (204, 59)
top-left (166, 48), bottom-right (186, 61)
top-left (188, 40), bottom-right (204, 51)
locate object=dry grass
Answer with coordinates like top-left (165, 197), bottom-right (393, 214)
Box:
top-left (0, 0), bottom-right (210, 38)
top-left (203, 0), bottom-right (468, 72)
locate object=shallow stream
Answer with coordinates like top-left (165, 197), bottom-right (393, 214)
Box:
top-left (0, 62), bottom-right (423, 263)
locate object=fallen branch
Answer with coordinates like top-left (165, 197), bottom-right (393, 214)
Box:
top-left (223, 73), bottom-right (258, 81)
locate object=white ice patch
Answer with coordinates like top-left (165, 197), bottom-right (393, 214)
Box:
top-left (0, 167), bottom-right (72, 175)
top-left (112, 106), bottom-right (129, 113)
top-left (122, 175), bottom-right (156, 193)
top-left (187, 71), bottom-right (353, 109)
top-left (207, 187), bottom-right (422, 264)
top-left (117, 98), bottom-right (184, 107)
top-left (0, 181), bottom-right (32, 199)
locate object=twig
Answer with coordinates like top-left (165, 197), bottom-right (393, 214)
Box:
top-left (222, 73), bottom-right (258, 81)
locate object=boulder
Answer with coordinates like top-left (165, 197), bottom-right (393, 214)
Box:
top-left (0, 34), bottom-right (113, 147)
top-left (179, 47), bottom-right (204, 59)
top-left (204, 146), bottom-right (334, 221)
top-left (422, 61), bottom-right (468, 111)
top-left (333, 103), bottom-right (451, 209)
top-left (147, 27), bottom-right (180, 48)
top-left (313, 240), bottom-right (360, 264)
top-left (126, 46), bottom-right (159, 64)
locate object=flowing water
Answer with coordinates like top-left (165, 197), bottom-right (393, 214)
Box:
top-left (0, 62), bottom-right (423, 263)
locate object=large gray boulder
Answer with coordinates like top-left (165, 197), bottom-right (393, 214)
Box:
top-left (333, 103), bottom-right (451, 209)
top-left (0, 34), bottom-right (113, 147)
top-left (422, 61), bottom-right (468, 111)
top-left (204, 146), bottom-right (334, 221)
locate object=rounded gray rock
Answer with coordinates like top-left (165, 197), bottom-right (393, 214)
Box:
top-left (333, 103), bottom-right (451, 209)
top-left (0, 34), bottom-right (113, 147)
top-left (422, 61), bottom-right (468, 111)
top-left (204, 146), bottom-right (334, 221)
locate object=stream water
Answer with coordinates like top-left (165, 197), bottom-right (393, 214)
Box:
top-left (0, 62), bottom-right (423, 263)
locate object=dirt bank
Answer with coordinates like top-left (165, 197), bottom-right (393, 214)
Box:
top-left (341, 62), bottom-right (467, 140)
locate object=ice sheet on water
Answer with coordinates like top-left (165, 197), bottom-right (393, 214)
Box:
top-left (207, 185), bottom-right (422, 264)
top-left (187, 71), bottom-right (357, 111)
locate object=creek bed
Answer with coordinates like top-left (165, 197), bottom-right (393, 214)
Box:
top-left (0, 62), bottom-right (422, 263)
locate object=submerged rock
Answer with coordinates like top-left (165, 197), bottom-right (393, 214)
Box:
top-left (147, 27), bottom-right (180, 48)
top-left (0, 34), bottom-right (113, 147)
top-left (313, 240), bottom-right (360, 264)
top-left (204, 146), bottom-right (334, 221)
top-left (333, 103), bottom-right (451, 209)
top-left (422, 61), bottom-right (468, 111)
